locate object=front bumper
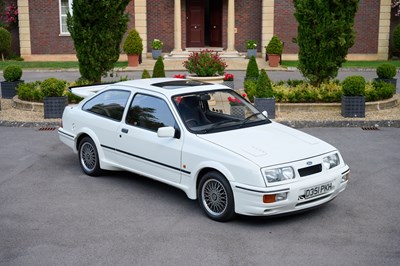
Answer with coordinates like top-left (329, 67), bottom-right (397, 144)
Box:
top-left (231, 165), bottom-right (350, 216)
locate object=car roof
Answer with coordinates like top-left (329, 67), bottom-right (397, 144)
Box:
top-left (113, 78), bottom-right (229, 97)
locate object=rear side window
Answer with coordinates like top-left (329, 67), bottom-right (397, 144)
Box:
top-left (82, 90), bottom-right (130, 121)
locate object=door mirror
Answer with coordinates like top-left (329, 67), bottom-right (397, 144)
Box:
top-left (157, 126), bottom-right (176, 138)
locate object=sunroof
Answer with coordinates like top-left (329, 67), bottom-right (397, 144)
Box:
top-left (152, 80), bottom-right (211, 89)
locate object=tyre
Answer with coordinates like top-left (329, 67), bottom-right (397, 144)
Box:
top-left (78, 137), bottom-right (102, 176)
top-left (198, 171), bottom-right (235, 222)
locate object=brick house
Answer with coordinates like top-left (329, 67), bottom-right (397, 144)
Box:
top-left (16, 0), bottom-right (391, 61)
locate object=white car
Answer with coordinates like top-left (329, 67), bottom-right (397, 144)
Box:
top-left (58, 78), bottom-right (350, 221)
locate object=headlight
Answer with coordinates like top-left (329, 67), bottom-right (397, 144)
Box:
top-left (262, 166), bottom-right (295, 183)
top-left (323, 153), bottom-right (340, 170)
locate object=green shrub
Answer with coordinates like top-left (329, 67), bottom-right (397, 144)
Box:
top-left (245, 55), bottom-right (259, 80)
top-left (244, 79), bottom-right (257, 102)
top-left (265, 36), bottom-right (283, 55)
top-left (17, 81), bottom-right (43, 102)
top-left (342, 76), bottom-right (366, 96)
top-left (376, 63), bottom-right (396, 79)
top-left (255, 69), bottom-right (273, 98)
top-left (394, 25), bottom-right (400, 51)
top-left (152, 57), bottom-right (165, 78)
top-left (245, 40), bottom-right (257, 50)
top-left (366, 81), bottom-right (395, 101)
top-left (183, 50), bottom-right (227, 77)
top-left (41, 78), bottom-right (67, 97)
top-left (0, 27), bottom-right (11, 60)
top-left (286, 79), bottom-right (305, 87)
top-left (3, 65), bottom-right (23, 82)
top-left (66, 90), bottom-right (84, 103)
top-left (141, 69), bottom-right (151, 79)
top-left (123, 29), bottom-right (143, 55)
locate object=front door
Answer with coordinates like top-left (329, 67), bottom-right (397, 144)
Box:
top-left (187, 0), bottom-right (205, 47)
top-left (186, 0), bottom-right (222, 47)
top-left (209, 0), bottom-right (222, 47)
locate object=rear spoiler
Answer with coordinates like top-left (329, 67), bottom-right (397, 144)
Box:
top-left (69, 83), bottom-right (115, 98)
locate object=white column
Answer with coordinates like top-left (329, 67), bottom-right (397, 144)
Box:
top-left (173, 0), bottom-right (182, 52)
top-left (17, 0), bottom-right (31, 58)
top-left (134, 0), bottom-right (147, 56)
top-left (226, 0), bottom-right (235, 52)
top-left (262, 0), bottom-right (274, 59)
top-left (377, 0), bottom-right (391, 60)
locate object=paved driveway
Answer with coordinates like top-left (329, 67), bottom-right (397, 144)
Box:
top-left (0, 126), bottom-right (399, 265)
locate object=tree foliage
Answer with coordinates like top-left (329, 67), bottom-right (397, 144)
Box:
top-left (67, 0), bottom-right (130, 82)
top-left (0, 27), bottom-right (11, 61)
top-left (152, 57), bottom-right (166, 78)
top-left (294, 0), bottom-right (359, 85)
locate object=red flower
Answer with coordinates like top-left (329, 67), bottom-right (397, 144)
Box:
top-left (224, 73), bottom-right (234, 81)
top-left (173, 74), bottom-right (186, 79)
top-left (227, 96), bottom-right (242, 106)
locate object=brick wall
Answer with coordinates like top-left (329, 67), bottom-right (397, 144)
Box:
top-left (235, 0), bottom-right (262, 52)
top-left (147, 0), bottom-right (174, 51)
top-left (274, 0), bottom-right (380, 54)
top-left (29, 0), bottom-right (135, 55)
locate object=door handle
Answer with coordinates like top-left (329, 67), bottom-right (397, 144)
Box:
top-left (213, 26), bottom-right (217, 29)
top-left (121, 128), bottom-right (129, 134)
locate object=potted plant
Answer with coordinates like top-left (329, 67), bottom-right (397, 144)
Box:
top-left (151, 39), bottom-right (163, 60)
top-left (374, 63), bottom-right (397, 89)
top-left (254, 69), bottom-right (275, 118)
top-left (245, 40), bottom-right (257, 59)
top-left (152, 56), bottom-right (166, 78)
top-left (141, 69), bottom-right (151, 79)
top-left (228, 94), bottom-right (246, 119)
top-left (265, 36), bottom-right (283, 67)
top-left (183, 50), bottom-right (227, 83)
top-left (223, 73), bottom-right (234, 89)
top-left (123, 29), bottom-right (143, 67)
top-left (41, 78), bottom-right (68, 119)
top-left (341, 75), bottom-right (366, 118)
top-left (1, 65), bottom-right (23, 99)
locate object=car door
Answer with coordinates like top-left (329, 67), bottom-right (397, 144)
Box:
top-left (115, 93), bottom-right (183, 184)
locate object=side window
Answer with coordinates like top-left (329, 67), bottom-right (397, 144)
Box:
top-left (59, 0), bottom-right (72, 35)
top-left (126, 94), bottom-right (177, 132)
top-left (82, 90), bottom-right (130, 121)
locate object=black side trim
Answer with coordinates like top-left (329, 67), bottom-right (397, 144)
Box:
top-left (101, 144), bottom-right (191, 175)
top-left (58, 129), bottom-right (75, 139)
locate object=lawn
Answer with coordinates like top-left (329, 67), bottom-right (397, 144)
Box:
top-left (0, 61), bottom-right (128, 70)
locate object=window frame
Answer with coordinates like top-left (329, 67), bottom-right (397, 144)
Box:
top-left (59, 0), bottom-right (72, 36)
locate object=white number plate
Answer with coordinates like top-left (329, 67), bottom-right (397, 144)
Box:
top-left (299, 182), bottom-right (334, 200)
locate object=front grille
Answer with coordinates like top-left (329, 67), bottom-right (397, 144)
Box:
top-left (298, 164), bottom-right (322, 177)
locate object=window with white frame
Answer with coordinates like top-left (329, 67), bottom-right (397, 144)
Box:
top-left (59, 0), bottom-right (72, 35)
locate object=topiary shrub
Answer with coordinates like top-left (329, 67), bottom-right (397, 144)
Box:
top-left (255, 69), bottom-right (273, 98)
top-left (141, 69), bottom-right (151, 79)
top-left (366, 81), bottom-right (396, 101)
top-left (244, 79), bottom-right (257, 102)
top-left (265, 36), bottom-right (283, 55)
top-left (123, 29), bottom-right (143, 55)
top-left (41, 78), bottom-right (67, 97)
top-left (0, 27), bottom-right (11, 61)
top-left (245, 55), bottom-right (259, 80)
top-left (342, 76), bottom-right (366, 96)
top-left (152, 57), bottom-right (166, 78)
top-left (376, 63), bottom-right (396, 79)
top-left (3, 65), bottom-right (23, 82)
top-left (16, 81), bottom-right (43, 102)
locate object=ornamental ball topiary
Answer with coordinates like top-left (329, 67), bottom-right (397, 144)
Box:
top-left (141, 69), bottom-right (151, 79)
top-left (342, 76), bottom-right (366, 96)
top-left (123, 29), bottom-right (143, 55)
top-left (3, 65), bottom-right (23, 82)
top-left (255, 69), bottom-right (274, 98)
top-left (376, 63), bottom-right (396, 79)
top-left (152, 56), bottom-right (165, 78)
top-left (394, 25), bottom-right (400, 51)
top-left (265, 36), bottom-right (283, 55)
top-left (245, 55), bottom-right (259, 80)
top-left (41, 78), bottom-right (67, 97)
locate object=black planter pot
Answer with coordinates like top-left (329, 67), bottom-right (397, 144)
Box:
top-left (1, 80), bottom-right (24, 99)
top-left (373, 78), bottom-right (397, 89)
top-left (341, 95), bottom-right (365, 118)
top-left (254, 97), bottom-right (275, 119)
top-left (44, 96), bottom-right (68, 119)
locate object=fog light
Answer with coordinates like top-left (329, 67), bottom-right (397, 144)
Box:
top-left (263, 192), bottom-right (288, 203)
